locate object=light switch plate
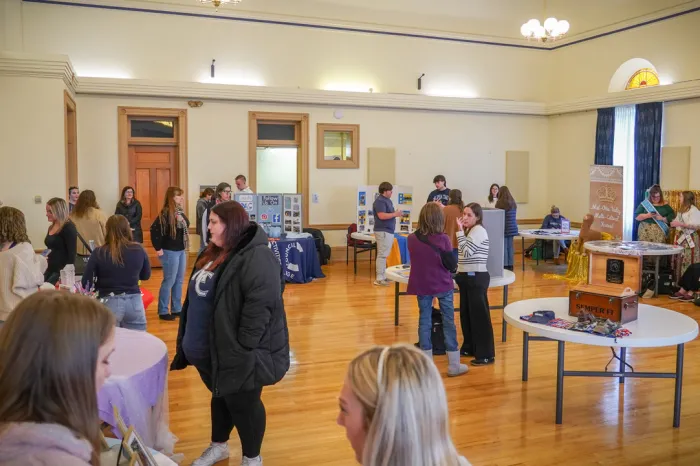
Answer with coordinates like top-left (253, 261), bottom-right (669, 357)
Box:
top-left (312, 193), bottom-right (319, 204)
top-left (34, 196), bottom-right (42, 204)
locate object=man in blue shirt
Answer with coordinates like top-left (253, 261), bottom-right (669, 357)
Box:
top-left (427, 175), bottom-right (450, 206)
top-left (372, 182), bottom-right (402, 286)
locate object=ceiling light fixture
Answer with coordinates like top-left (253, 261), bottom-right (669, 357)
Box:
top-left (521, 1), bottom-right (569, 42)
top-left (198, 0), bottom-right (242, 11)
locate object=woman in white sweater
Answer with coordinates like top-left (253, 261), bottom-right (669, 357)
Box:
top-left (0, 207), bottom-right (47, 323)
top-left (454, 203), bottom-right (495, 366)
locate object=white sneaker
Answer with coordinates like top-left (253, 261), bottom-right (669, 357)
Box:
top-left (192, 443), bottom-right (230, 466)
top-left (241, 456), bottom-right (263, 466)
top-left (373, 280), bottom-right (390, 287)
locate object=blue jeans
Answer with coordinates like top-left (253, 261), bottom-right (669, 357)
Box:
top-left (158, 249), bottom-right (186, 316)
top-left (102, 293), bottom-right (147, 331)
top-left (417, 290), bottom-right (458, 352)
top-left (504, 236), bottom-right (514, 267)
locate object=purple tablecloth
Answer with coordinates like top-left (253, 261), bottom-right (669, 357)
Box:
top-left (97, 328), bottom-right (174, 453)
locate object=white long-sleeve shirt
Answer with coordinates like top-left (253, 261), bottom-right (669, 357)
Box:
top-left (456, 225), bottom-right (489, 273)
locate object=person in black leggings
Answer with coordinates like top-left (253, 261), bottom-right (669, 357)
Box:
top-left (671, 263), bottom-right (700, 302)
top-left (170, 201), bottom-right (289, 466)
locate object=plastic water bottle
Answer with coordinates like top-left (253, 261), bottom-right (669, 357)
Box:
top-left (88, 240), bottom-right (95, 252)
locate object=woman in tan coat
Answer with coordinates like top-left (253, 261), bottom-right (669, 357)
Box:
top-left (442, 189), bottom-right (465, 263)
top-left (70, 190), bottom-right (107, 255)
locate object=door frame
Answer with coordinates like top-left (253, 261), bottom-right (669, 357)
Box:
top-left (64, 90), bottom-right (78, 191)
top-left (118, 107), bottom-right (189, 214)
top-left (248, 111), bottom-right (309, 228)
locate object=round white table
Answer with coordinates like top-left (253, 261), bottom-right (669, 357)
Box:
top-left (504, 297), bottom-right (698, 427)
top-left (385, 265), bottom-right (517, 341)
top-left (519, 229), bottom-right (581, 271)
top-left (584, 240), bottom-right (683, 297)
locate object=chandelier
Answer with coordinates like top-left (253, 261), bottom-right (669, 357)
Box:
top-left (198, 0), bottom-right (242, 11)
top-left (521, 17), bottom-right (570, 42)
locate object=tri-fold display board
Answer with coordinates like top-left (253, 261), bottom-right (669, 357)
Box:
top-left (235, 193), bottom-right (303, 238)
top-left (356, 185), bottom-right (413, 234)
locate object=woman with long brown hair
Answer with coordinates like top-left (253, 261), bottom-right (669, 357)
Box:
top-left (455, 203), bottom-right (495, 366)
top-left (151, 187), bottom-right (189, 321)
top-left (407, 203), bottom-right (467, 377)
top-left (82, 215), bottom-right (151, 330)
top-left (442, 189), bottom-right (465, 262)
top-left (70, 190), bottom-right (108, 256)
top-left (44, 197), bottom-right (78, 284)
top-left (495, 186), bottom-right (518, 271)
top-left (115, 186), bottom-right (143, 243)
top-left (0, 291), bottom-right (116, 465)
top-left (171, 201), bottom-right (289, 466)
top-left (670, 191), bottom-right (700, 293)
top-left (0, 206), bottom-right (47, 323)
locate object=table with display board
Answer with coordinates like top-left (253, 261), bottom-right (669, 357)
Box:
top-left (235, 193), bottom-right (304, 237)
top-left (355, 185), bottom-right (413, 235)
top-left (350, 232), bottom-right (409, 276)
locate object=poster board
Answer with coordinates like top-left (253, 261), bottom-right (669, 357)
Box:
top-left (283, 194), bottom-right (303, 234)
top-left (356, 185), bottom-right (413, 234)
top-left (257, 194), bottom-right (284, 238)
top-left (234, 193), bottom-right (257, 222)
top-left (589, 165), bottom-right (624, 240)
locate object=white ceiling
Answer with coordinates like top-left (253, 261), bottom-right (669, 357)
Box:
top-left (142, 0), bottom-right (698, 40)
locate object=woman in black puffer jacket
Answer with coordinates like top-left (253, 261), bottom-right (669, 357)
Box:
top-left (115, 186), bottom-right (143, 243)
top-left (170, 200), bottom-right (289, 466)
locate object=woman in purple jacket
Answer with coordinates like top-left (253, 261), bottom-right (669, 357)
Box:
top-left (407, 203), bottom-right (468, 377)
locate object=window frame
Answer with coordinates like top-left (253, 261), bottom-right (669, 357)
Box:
top-left (316, 123), bottom-right (360, 169)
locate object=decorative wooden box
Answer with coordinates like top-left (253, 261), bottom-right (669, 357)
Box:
top-left (569, 285), bottom-right (639, 324)
top-left (588, 252), bottom-right (642, 293)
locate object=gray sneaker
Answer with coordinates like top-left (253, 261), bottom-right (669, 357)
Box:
top-left (373, 280), bottom-right (390, 287)
top-left (192, 442), bottom-right (229, 466)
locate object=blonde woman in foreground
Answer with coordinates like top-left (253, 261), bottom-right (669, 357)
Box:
top-left (337, 344), bottom-right (471, 466)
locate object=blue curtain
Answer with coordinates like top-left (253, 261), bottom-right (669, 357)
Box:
top-left (632, 102), bottom-right (663, 240)
top-left (594, 107), bottom-right (615, 165)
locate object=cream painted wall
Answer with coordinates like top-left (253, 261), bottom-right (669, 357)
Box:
top-left (21, 1), bottom-right (549, 102)
top-left (547, 110), bottom-right (597, 222)
top-left (0, 76), bottom-right (66, 246)
top-left (664, 98), bottom-right (700, 188)
top-left (76, 95), bottom-right (549, 246)
top-left (549, 12), bottom-right (700, 102)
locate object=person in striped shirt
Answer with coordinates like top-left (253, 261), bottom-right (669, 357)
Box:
top-left (455, 203), bottom-right (495, 366)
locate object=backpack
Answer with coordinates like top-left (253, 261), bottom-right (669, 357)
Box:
top-left (414, 308), bottom-right (446, 355)
top-left (304, 228), bottom-right (331, 266)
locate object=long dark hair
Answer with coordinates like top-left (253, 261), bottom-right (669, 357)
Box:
top-left (159, 187), bottom-right (183, 238)
top-left (488, 184), bottom-right (499, 203)
top-left (448, 189), bottom-right (464, 212)
top-left (101, 215), bottom-right (136, 266)
top-left (0, 291), bottom-right (115, 466)
top-left (120, 186), bottom-right (137, 205)
top-left (495, 186), bottom-right (516, 210)
top-left (72, 190), bottom-right (100, 218)
top-left (196, 201), bottom-right (251, 270)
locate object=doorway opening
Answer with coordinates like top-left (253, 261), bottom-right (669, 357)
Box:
top-left (248, 112), bottom-right (309, 228)
top-left (118, 107), bottom-right (188, 266)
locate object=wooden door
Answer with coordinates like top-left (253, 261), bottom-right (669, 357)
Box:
top-left (129, 145), bottom-right (178, 267)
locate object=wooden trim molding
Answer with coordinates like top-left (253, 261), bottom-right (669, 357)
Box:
top-left (117, 106), bottom-right (189, 215)
top-left (249, 112), bottom-right (310, 228)
top-left (63, 90), bottom-right (78, 191)
top-left (316, 123), bottom-right (360, 169)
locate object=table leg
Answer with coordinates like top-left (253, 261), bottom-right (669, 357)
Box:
top-left (654, 256), bottom-right (660, 297)
top-left (522, 331), bottom-right (530, 382)
top-left (556, 341), bottom-right (565, 424)
top-left (619, 347), bottom-right (627, 384)
top-left (501, 285), bottom-right (509, 343)
top-left (521, 237), bottom-right (525, 272)
top-left (353, 243), bottom-right (358, 275)
top-left (394, 282), bottom-right (400, 326)
top-left (674, 343), bottom-right (685, 428)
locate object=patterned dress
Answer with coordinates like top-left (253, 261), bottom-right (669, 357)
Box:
top-left (672, 206), bottom-right (700, 283)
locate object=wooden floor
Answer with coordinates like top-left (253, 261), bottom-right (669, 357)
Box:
top-left (143, 257), bottom-right (700, 466)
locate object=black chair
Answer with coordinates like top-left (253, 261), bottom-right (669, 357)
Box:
top-left (346, 223), bottom-right (376, 275)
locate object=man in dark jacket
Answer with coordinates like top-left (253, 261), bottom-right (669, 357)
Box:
top-left (196, 188), bottom-right (215, 252)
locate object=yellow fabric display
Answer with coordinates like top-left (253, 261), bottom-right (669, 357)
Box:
top-left (544, 233), bottom-right (613, 284)
top-left (386, 238), bottom-right (403, 268)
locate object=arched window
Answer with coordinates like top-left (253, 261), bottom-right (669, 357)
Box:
top-left (625, 68), bottom-right (660, 90)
